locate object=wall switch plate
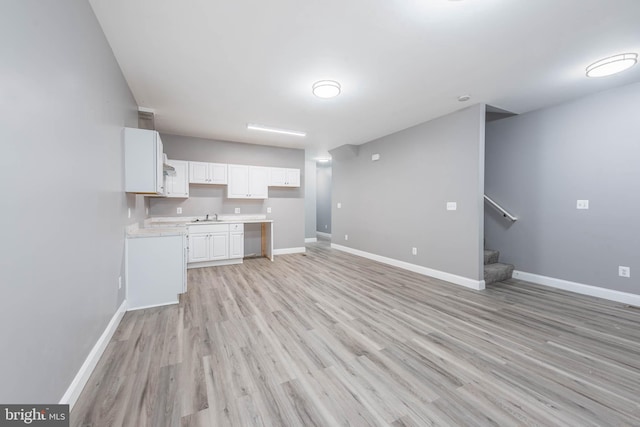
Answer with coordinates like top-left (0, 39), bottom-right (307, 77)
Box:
top-left (619, 266), bottom-right (631, 278)
top-left (127, 208), bottom-right (131, 219)
top-left (325, 224), bottom-right (328, 229)
top-left (118, 276), bottom-right (122, 289)
top-left (412, 247), bottom-right (417, 255)
top-left (267, 207), bottom-right (272, 213)
top-left (447, 202), bottom-right (457, 211)
top-left (345, 234), bottom-right (349, 241)
top-left (235, 207), bottom-right (241, 214)
top-left (146, 207), bottom-right (149, 215)
top-left (177, 207), bottom-right (182, 214)
top-left (372, 153), bottom-right (380, 161)
top-left (337, 202), bottom-right (342, 209)
top-left (577, 200), bottom-right (589, 209)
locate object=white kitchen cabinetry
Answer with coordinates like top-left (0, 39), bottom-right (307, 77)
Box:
top-left (229, 223), bottom-right (245, 259)
top-left (124, 128), bottom-right (165, 195)
top-left (187, 223), bottom-right (243, 265)
top-left (165, 160), bottom-right (189, 198)
top-left (269, 168), bottom-right (300, 187)
top-left (189, 161), bottom-right (228, 184)
top-left (228, 164), bottom-right (268, 199)
top-left (126, 233), bottom-right (186, 310)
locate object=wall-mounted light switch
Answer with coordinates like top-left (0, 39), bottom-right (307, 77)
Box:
top-left (412, 247), bottom-right (418, 255)
top-left (577, 200), bottom-right (589, 209)
top-left (177, 207), bottom-right (182, 214)
top-left (447, 202), bottom-right (457, 211)
top-left (235, 208), bottom-right (241, 214)
top-left (345, 234), bottom-right (349, 241)
top-left (619, 266), bottom-right (631, 278)
top-left (146, 207), bottom-right (149, 215)
top-left (128, 208), bottom-right (131, 219)
top-left (337, 202), bottom-right (342, 209)
top-left (267, 207), bottom-right (272, 213)
top-left (372, 153), bottom-right (380, 161)
top-left (118, 276), bottom-right (122, 290)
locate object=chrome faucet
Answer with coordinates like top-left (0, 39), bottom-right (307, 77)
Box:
top-left (204, 213), bottom-right (218, 221)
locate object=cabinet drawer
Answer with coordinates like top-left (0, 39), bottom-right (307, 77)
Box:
top-left (187, 224), bottom-right (229, 234)
top-left (229, 223), bottom-right (244, 232)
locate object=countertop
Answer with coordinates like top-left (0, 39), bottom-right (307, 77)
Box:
top-left (127, 215), bottom-right (273, 238)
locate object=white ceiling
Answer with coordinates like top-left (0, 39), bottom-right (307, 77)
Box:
top-left (89, 0), bottom-right (640, 158)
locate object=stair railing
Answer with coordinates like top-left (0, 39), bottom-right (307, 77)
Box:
top-left (484, 195), bottom-right (517, 222)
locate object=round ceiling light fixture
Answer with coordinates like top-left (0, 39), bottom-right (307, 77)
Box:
top-left (312, 80), bottom-right (341, 98)
top-left (458, 94), bottom-right (471, 102)
top-left (586, 53), bottom-right (637, 78)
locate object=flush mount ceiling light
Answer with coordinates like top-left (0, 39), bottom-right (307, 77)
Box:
top-left (458, 94), bottom-right (471, 102)
top-left (312, 80), bottom-right (341, 98)
top-left (586, 53), bottom-right (637, 77)
top-left (247, 123), bottom-right (306, 137)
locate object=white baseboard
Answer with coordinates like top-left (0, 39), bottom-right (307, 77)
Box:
top-left (60, 299), bottom-right (128, 409)
top-left (513, 270), bottom-right (640, 307)
top-left (316, 232), bottom-right (331, 239)
top-left (331, 244), bottom-right (485, 290)
top-left (305, 237), bottom-right (318, 243)
top-left (273, 247), bottom-right (306, 255)
top-left (127, 300), bottom-right (178, 311)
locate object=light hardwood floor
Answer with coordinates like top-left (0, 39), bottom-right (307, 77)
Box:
top-left (71, 240), bottom-right (640, 426)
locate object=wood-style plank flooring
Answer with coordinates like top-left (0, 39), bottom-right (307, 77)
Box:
top-left (72, 239), bottom-right (640, 426)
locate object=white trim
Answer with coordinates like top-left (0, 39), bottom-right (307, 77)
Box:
top-left (316, 232), bottom-right (331, 239)
top-left (305, 237), bottom-right (318, 243)
top-left (513, 270), bottom-right (640, 307)
top-left (273, 247), bottom-right (306, 255)
top-left (187, 258), bottom-right (243, 269)
top-left (331, 244), bottom-right (485, 290)
top-left (126, 300), bottom-right (178, 311)
top-left (60, 299), bottom-right (128, 410)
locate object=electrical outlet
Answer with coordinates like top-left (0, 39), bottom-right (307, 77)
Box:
top-left (619, 266), bottom-right (631, 278)
top-left (177, 207), bottom-right (182, 214)
top-left (127, 208), bottom-right (131, 219)
top-left (118, 276), bottom-right (122, 289)
top-left (577, 200), bottom-right (589, 210)
top-left (345, 234), bottom-right (349, 241)
top-left (267, 207), bottom-right (272, 213)
top-left (412, 247), bottom-right (417, 255)
top-left (337, 202), bottom-right (342, 209)
top-left (235, 207), bottom-right (241, 214)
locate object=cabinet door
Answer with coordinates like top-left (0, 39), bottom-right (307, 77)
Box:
top-left (166, 160), bottom-right (189, 198)
top-left (210, 163), bottom-right (228, 184)
top-left (189, 161), bottom-right (209, 184)
top-left (285, 168), bottom-right (300, 187)
top-left (188, 233), bottom-right (210, 262)
top-left (269, 168), bottom-right (286, 186)
top-left (227, 164), bottom-right (249, 198)
top-left (210, 232), bottom-right (229, 260)
top-left (229, 231), bottom-right (244, 259)
top-left (248, 166), bottom-right (268, 198)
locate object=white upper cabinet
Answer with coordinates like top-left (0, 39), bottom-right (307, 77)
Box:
top-left (269, 167), bottom-right (300, 187)
top-left (227, 165), bottom-right (268, 199)
top-left (189, 161), bottom-right (228, 184)
top-left (165, 160), bottom-right (189, 198)
top-left (124, 128), bottom-right (165, 195)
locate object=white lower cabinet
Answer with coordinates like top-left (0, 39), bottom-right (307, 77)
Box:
top-left (187, 223), bottom-right (243, 266)
top-left (126, 234), bottom-right (186, 310)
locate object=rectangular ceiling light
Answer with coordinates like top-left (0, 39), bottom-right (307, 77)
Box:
top-left (247, 123), bottom-right (306, 137)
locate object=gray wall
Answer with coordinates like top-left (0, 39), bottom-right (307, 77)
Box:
top-left (485, 83), bottom-right (640, 295)
top-left (305, 160), bottom-right (317, 239)
top-left (151, 134), bottom-right (305, 250)
top-left (0, 0), bottom-right (143, 402)
top-left (331, 104), bottom-right (485, 281)
top-left (316, 163), bottom-right (333, 234)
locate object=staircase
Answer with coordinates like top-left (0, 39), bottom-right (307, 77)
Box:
top-left (484, 249), bottom-right (514, 285)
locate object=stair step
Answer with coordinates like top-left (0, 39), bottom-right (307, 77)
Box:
top-left (484, 262), bottom-right (514, 285)
top-left (484, 249), bottom-right (500, 265)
